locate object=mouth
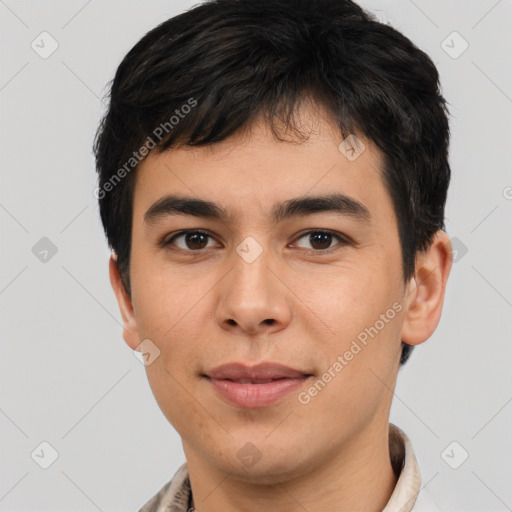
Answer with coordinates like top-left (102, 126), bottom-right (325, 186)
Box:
top-left (221, 378), bottom-right (290, 384)
top-left (202, 362), bottom-right (313, 408)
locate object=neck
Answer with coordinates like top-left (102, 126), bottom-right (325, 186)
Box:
top-left (185, 421), bottom-right (398, 512)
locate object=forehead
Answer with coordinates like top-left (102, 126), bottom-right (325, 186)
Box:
top-left (132, 108), bottom-right (394, 231)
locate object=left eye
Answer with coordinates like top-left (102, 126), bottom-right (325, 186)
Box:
top-left (293, 230), bottom-right (347, 251)
top-left (163, 229), bottom-right (348, 252)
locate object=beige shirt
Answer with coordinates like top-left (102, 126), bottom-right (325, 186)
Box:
top-left (139, 423), bottom-right (441, 512)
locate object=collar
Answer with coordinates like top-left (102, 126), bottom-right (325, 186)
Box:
top-left (139, 423), bottom-right (424, 512)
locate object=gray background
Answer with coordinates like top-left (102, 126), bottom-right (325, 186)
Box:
top-left (1, 1), bottom-right (511, 510)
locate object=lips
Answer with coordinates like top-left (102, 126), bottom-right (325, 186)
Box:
top-left (203, 362), bottom-right (312, 408)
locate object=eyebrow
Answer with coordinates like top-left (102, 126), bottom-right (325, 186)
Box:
top-left (143, 193), bottom-right (371, 226)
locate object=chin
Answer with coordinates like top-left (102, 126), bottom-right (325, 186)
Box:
top-left (211, 448), bottom-right (316, 486)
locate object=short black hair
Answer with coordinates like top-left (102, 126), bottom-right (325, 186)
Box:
top-left (94, 0), bottom-right (451, 366)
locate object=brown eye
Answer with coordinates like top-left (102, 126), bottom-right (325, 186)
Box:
top-left (294, 230), bottom-right (347, 252)
top-left (166, 230), bottom-right (217, 251)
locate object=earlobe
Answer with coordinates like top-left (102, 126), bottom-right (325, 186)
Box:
top-left (109, 254), bottom-right (141, 350)
top-left (400, 230), bottom-right (453, 346)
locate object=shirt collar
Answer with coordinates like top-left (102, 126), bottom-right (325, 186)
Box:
top-left (382, 423), bottom-right (423, 512)
top-left (139, 423), bottom-right (422, 512)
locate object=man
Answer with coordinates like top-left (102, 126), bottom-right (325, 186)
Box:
top-left (94, 0), bottom-right (453, 510)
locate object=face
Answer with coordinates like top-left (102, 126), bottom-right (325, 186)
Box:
top-left (111, 104), bottom-right (449, 484)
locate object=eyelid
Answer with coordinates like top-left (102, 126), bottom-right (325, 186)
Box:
top-left (161, 229), bottom-right (218, 249)
top-left (291, 229), bottom-right (351, 252)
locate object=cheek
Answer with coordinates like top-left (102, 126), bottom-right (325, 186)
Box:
top-left (130, 261), bottom-right (218, 374)
top-left (144, 362), bottom-right (206, 442)
top-left (305, 262), bottom-right (404, 390)
top-left (303, 261), bottom-right (397, 337)
top-left (130, 253), bottom-right (202, 337)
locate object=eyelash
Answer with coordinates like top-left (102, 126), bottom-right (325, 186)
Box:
top-left (161, 229), bottom-right (350, 254)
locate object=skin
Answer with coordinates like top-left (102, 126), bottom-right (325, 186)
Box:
top-left (110, 103), bottom-right (452, 512)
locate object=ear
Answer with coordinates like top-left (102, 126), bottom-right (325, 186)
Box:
top-left (400, 230), bottom-right (453, 346)
top-left (109, 254), bottom-right (141, 351)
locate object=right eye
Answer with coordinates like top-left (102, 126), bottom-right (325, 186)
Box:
top-left (164, 230), bottom-right (220, 252)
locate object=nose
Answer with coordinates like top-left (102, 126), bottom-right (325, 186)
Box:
top-left (215, 244), bottom-right (292, 336)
